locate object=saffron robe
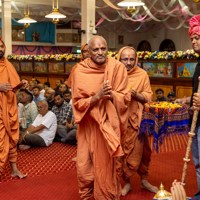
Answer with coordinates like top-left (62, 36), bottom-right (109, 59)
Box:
top-left (0, 58), bottom-right (20, 173)
top-left (71, 57), bottom-right (129, 200)
top-left (122, 66), bottom-right (153, 179)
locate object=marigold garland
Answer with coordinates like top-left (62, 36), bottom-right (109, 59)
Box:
top-left (7, 49), bottom-right (199, 61)
top-left (148, 102), bottom-right (182, 109)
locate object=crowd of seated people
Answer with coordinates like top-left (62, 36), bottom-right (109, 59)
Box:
top-left (16, 78), bottom-right (77, 150)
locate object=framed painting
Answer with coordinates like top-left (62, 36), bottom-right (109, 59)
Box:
top-left (20, 62), bottom-right (33, 72)
top-left (142, 62), bottom-right (173, 77)
top-left (49, 62), bottom-right (65, 73)
top-left (176, 62), bottom-right (196, 78)
top-left (34, 62), bottom-right (47, 73)
top-left (12, 26), bottom-right (25, 42)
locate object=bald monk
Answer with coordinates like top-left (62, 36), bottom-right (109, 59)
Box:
top-left (71, 36), bottom-right (129, 200)
top-left (67, 43), bottom-right (90, 88)
top-left (0, 38), bottom-right (27, 178)
top-left (117, 46), bottom-right (158, 195)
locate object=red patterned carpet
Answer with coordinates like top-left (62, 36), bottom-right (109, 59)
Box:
top-left (0, 135), bottom-right (198, 200)
top-left (0, 142), bottom-right (77, 183)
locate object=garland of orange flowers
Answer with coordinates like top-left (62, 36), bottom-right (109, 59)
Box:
top-left (148, 102), bottom-right (182, 109)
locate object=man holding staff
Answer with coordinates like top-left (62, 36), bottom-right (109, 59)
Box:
top-left (188, 14), bottom-right (200, 200)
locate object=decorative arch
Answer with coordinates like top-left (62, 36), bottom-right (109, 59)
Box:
top-left (137, 40), bottom-right (151, 51)
top-left (159, 39), bottom-right (176, 51)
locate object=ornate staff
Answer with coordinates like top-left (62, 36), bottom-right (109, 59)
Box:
top-left (181, 80), bottom-right (200, 184)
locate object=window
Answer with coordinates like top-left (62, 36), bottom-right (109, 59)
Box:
top-left (137, 40), bottom-right (151, 51)
top-left (159, 39), bottom-right (175, 51)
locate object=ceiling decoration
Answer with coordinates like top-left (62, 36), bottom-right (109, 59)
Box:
top-left (5, 0), bottom-right (200, 32)
top-left (97, 0), bottom-right (200, 31)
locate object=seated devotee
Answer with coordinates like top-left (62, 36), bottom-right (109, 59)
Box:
top-left (51, 93), bottom-right (70, 142)
top-left (167, 91), bottom-right (176, 102)
top-left (54, 79), bottom-right (63, 93)
top-left (155, 88), bottom-right (167, 102)
top-left (38, 83), bottom-right (45, 97)
top-left (63, 90), bottom-right (72, 104)
top-left (44, 88), bottom-right (55, 110)
top-left (32, 85), bottom-right (45, 104)
top-left (58, 83), bottom-right (69, 95)
top-left (44, 81), bottom-right (51, 89)
top-left (18, 89), bottom-right (38, 131)
top-left (57, 102), bottom-right (77, 145)
top-left (18, 100), bottom-right (57, 150)
top-left (28, 80), bottom-right (36, 92)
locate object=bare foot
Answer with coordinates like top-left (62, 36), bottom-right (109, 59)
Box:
top-left (141, 179), bottom-right (159, 193)
top-left (121, 183), bottom-right (131, 196)
top-left (11, 169), bottom-right (27, 179)
top-left (10, 162), bottom-right (27, 179)
top-left (19, 144), bottom-right (31, 151)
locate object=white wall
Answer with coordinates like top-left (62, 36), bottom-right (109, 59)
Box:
top-left (97, 26), bottom-right (192, 51)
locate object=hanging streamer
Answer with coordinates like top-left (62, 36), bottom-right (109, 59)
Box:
top-left (143, 5), bottom-right (171, 22)
top-left (177, 0), bottom-right (194, 16)
top-left (164, 17), bottom-right (187, 30)
top-left (97, 10), bottom-right (121, 22)
top-left (96, 18), bottom-right (105, 27)
top-left (103, 0), bottom-right (122, 10)
top-left (96, 0), bottom-right (197, 31)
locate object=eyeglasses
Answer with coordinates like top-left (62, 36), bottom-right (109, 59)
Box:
top-left (120, 58), bottom-right (135, 62)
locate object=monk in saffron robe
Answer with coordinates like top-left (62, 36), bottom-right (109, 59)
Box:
top-left (117, 46), bottom-right (158, 195)
top-left (71, 36), bottom-right (129, 200)
top-left (0, 38), bottom-right (27, 178)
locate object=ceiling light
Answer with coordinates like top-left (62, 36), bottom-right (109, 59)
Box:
top-left (18, 15), bottom-right (37, 24)
top-left (17, 5), bottom-right (37, 28)
top-left (117, 0), bottom-right (145, 7)
top-left (45, 0), bottom-right (66, 24)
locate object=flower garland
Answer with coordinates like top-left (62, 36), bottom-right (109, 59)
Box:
top-left (7, 53), bottom-right (82, 62)
top-left (148, 102), bottom-right (182, 109)
top-left (7, 49), bottom-right (199, 62)
top-left (145, 102), bottom-right (182, 115)
top-left (136, 50), bottom-right (199, 60)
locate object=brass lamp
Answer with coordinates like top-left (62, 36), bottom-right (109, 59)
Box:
top-left (117, 0), bottom-right (144, 14)
top-left (153, 183), bottom-right (171, 200)
top-left (45, 0), bottom-right (66, 24)
top-left (117, 0), bottom-right (145, 7)
top-left (17, 5), bottom-right (37, 28)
